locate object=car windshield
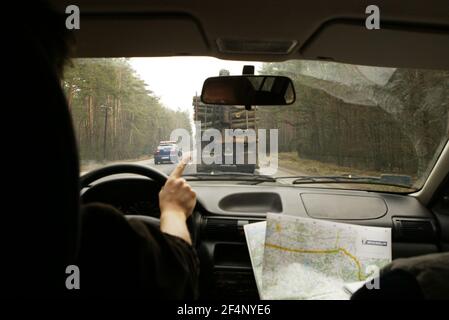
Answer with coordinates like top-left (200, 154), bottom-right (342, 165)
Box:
top-left (66, 57), bottom-right (449, 193)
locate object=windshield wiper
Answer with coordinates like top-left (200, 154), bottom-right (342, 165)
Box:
top-left (183, 172), bottom-right (276, 182)
top-left (276, 174), bottom-right (413, 189)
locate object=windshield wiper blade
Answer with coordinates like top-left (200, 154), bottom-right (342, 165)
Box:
top-left (183, 172), bottom-right (276, 182)
top-left (276, 175), bottom-right (413, 188)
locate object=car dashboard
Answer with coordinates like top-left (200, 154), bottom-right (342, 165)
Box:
top-left (81, 176), bottom-right (441, 300)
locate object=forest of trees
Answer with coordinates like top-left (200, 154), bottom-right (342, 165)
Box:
top-left (63, 58), bottom-right (191, 162)
top-left (257, 60), bottom-right (449, 181)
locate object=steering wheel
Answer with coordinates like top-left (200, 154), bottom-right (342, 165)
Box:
top-left (80, 164), bottom-right (175, 230)
top-left (81, 163), bottom-right (168, 186)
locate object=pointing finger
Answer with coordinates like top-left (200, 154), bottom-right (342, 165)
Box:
top-left (170, 160), bottom-right (187, 179)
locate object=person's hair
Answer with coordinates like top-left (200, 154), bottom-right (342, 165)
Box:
top-left (24, 1), bottom-right (75, 76)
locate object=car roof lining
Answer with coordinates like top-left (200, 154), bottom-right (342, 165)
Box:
top-left (50, 0), bottom-right (449, 70)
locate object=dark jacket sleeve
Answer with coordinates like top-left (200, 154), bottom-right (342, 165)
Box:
top-left (78, 203), bottom-right (199, 299)
top-left (351, 252), bottom-right (449, 300)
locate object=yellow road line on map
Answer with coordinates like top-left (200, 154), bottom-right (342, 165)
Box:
top-left (265, 242), bottom-right (364, 281)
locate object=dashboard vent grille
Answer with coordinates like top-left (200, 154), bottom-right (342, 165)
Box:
top-left (393, 218), bottom-right (437, 242)
top-left (203, 218), bottom-right (264, 240)
top-left (203, 218), bottom-right (239, 240)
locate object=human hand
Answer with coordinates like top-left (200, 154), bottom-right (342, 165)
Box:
top-left (159, 158), bottom-right (196, 220)
top-left (158, 157), bottom-right (196, 244)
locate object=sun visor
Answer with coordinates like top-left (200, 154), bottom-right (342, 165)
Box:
top-left (300, 20), bottom-right (449, 70)
top-left (73, 15), bottom-right (208, 57)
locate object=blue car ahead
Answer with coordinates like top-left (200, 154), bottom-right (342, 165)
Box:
top-left (154, 141), bottom-right (182, 165)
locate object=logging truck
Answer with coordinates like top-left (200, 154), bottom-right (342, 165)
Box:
top-left (192, 94), bottom-right (258, 173)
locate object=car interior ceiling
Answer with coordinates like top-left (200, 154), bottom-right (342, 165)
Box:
top-left (50, 0), bottom-right (449, 70)
top-left (12, 0), bottom-right (449, 299)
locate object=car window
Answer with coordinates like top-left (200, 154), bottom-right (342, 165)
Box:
top-left (65, 57), bottom-right (449, 192)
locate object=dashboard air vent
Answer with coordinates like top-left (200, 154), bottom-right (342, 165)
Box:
top-left (203, 218), bottom-right (264, 241)
top-left (203, 218), bottom-right (239, 240)
top-left (392, 218), bottom-right (437, 243)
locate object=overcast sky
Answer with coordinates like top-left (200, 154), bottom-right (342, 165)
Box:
top-left (129, 57), bottom-right (262, 113)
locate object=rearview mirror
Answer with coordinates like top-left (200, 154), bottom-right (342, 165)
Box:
top-left (201, 75), bottom-right (295, 106)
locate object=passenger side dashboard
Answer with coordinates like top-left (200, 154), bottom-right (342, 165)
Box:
top-left (190, 183), bottom-right (442, 299)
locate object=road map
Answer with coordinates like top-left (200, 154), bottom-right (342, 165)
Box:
top-left (243, 221), bottom-right (267, 296)
top-left (244, 214), bottom-right (391, 300)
